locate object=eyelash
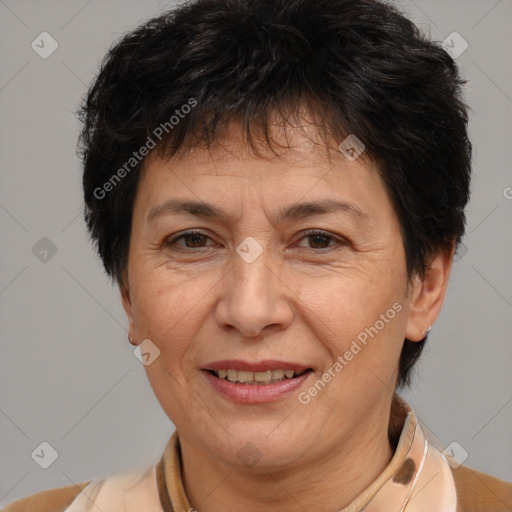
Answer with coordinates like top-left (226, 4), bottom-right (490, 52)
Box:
top-left (165, 229), bottom-right (347, 253)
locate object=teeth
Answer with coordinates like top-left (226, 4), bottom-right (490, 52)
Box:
top-left (272, 369), bottom-right (284, 379)
top-left (212, 368), bottom-right (305, 384)
top-left (238, 371), bottom-right (254, 383)
top-left (254, 371), bottom-right (272, 383)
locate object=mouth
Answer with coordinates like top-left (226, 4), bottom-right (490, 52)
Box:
top-left (206, 368), bottom-right (312, 385)
top-left (202, 360), bottom-right (314, 403)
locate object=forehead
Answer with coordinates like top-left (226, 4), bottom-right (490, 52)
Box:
top-left (129, 122), bottom-right (404, 251)
top-left (132, 120), bottom-right (395, 233)
top-left (141, 120), bottom-right (382, 193)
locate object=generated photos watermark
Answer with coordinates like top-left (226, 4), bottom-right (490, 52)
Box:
top-left (298, 301), bottom-right (403, 404)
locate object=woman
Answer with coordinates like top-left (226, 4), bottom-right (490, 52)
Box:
top-left (5, 0), bottom-right (511, 510)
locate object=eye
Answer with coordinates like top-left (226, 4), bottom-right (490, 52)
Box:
top-left (165, 229), bottom-right (347, 252)
top-left (295, 230), bottom-right (346, 251)
top-left (165, 230), bottom-right (215, 250)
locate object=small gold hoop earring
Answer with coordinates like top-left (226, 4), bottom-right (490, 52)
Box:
top-left (128, 335), bottom-right (137, 346)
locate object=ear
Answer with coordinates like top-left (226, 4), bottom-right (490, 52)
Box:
top-left (120, 278), bottom-right (137, 341)
top-left (404, 241), bottom-right (456, 342)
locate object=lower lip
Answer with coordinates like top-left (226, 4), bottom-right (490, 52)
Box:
top-left (203, 370), bottom-right (312, 404)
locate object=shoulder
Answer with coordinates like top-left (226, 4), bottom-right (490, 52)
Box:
top-left (2, 482), bottom-right (91, 512)
top-left (452, 464), bottom-right (512, 512)
top-left (3, 463), bottom-right (161, 512)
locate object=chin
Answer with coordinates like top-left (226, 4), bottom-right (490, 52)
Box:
top-left (204, 419), bottom-right (316, 471)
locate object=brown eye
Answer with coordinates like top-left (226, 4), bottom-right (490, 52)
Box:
top-left (181, 233), bottom-right (208, 248)
top-left (307, 233), bottom-right (333, 249)
top-left (296, 230), bottom-right (345, 251)
top-left (166, 230), bottom-right (213, 249)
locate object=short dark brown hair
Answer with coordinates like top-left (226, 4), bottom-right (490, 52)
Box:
top-left (78, 0), bottom-right (472, 389)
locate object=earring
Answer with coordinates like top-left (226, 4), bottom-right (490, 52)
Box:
top-left (424, 326), bottom-right (432, 336)
top-left (128, 335), bottom-right (137, 346)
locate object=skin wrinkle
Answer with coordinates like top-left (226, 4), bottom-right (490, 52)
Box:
top-left (120, 122), bottom-right (453, 512)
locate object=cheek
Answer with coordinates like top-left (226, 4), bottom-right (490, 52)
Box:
top-left (300, 268), bottom-right (404, 340)
top-left (296, 268), bottom-right (407, 400)
top-left (129, 267), bottom-right (217, 365)
top-left (131, 257), bottom-right (187, 319)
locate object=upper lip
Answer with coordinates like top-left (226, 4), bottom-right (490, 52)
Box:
top-left (203, 359), bottom-right (311, 373)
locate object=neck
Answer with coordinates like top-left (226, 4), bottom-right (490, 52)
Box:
top-left (179, 397), bottom-right (396, 512)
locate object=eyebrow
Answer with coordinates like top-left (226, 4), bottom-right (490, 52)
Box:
top-left (146, 198), bottom-right (369, 225)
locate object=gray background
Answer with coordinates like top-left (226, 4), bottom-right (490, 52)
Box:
top-left (1, 0), bottom-right (511, 505)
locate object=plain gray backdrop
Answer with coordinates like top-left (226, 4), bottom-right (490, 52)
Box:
top-left (1, 0), bottom-right (511, 505)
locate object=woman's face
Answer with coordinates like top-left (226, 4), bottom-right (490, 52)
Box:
top-left (122, 124), bottom-right (437, 470)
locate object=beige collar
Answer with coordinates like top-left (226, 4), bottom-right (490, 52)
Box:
top-left (65, 395), bottom-right (457, 511)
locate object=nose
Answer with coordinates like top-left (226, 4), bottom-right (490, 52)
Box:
top-left (215, 249), bottom-right (294, 338)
